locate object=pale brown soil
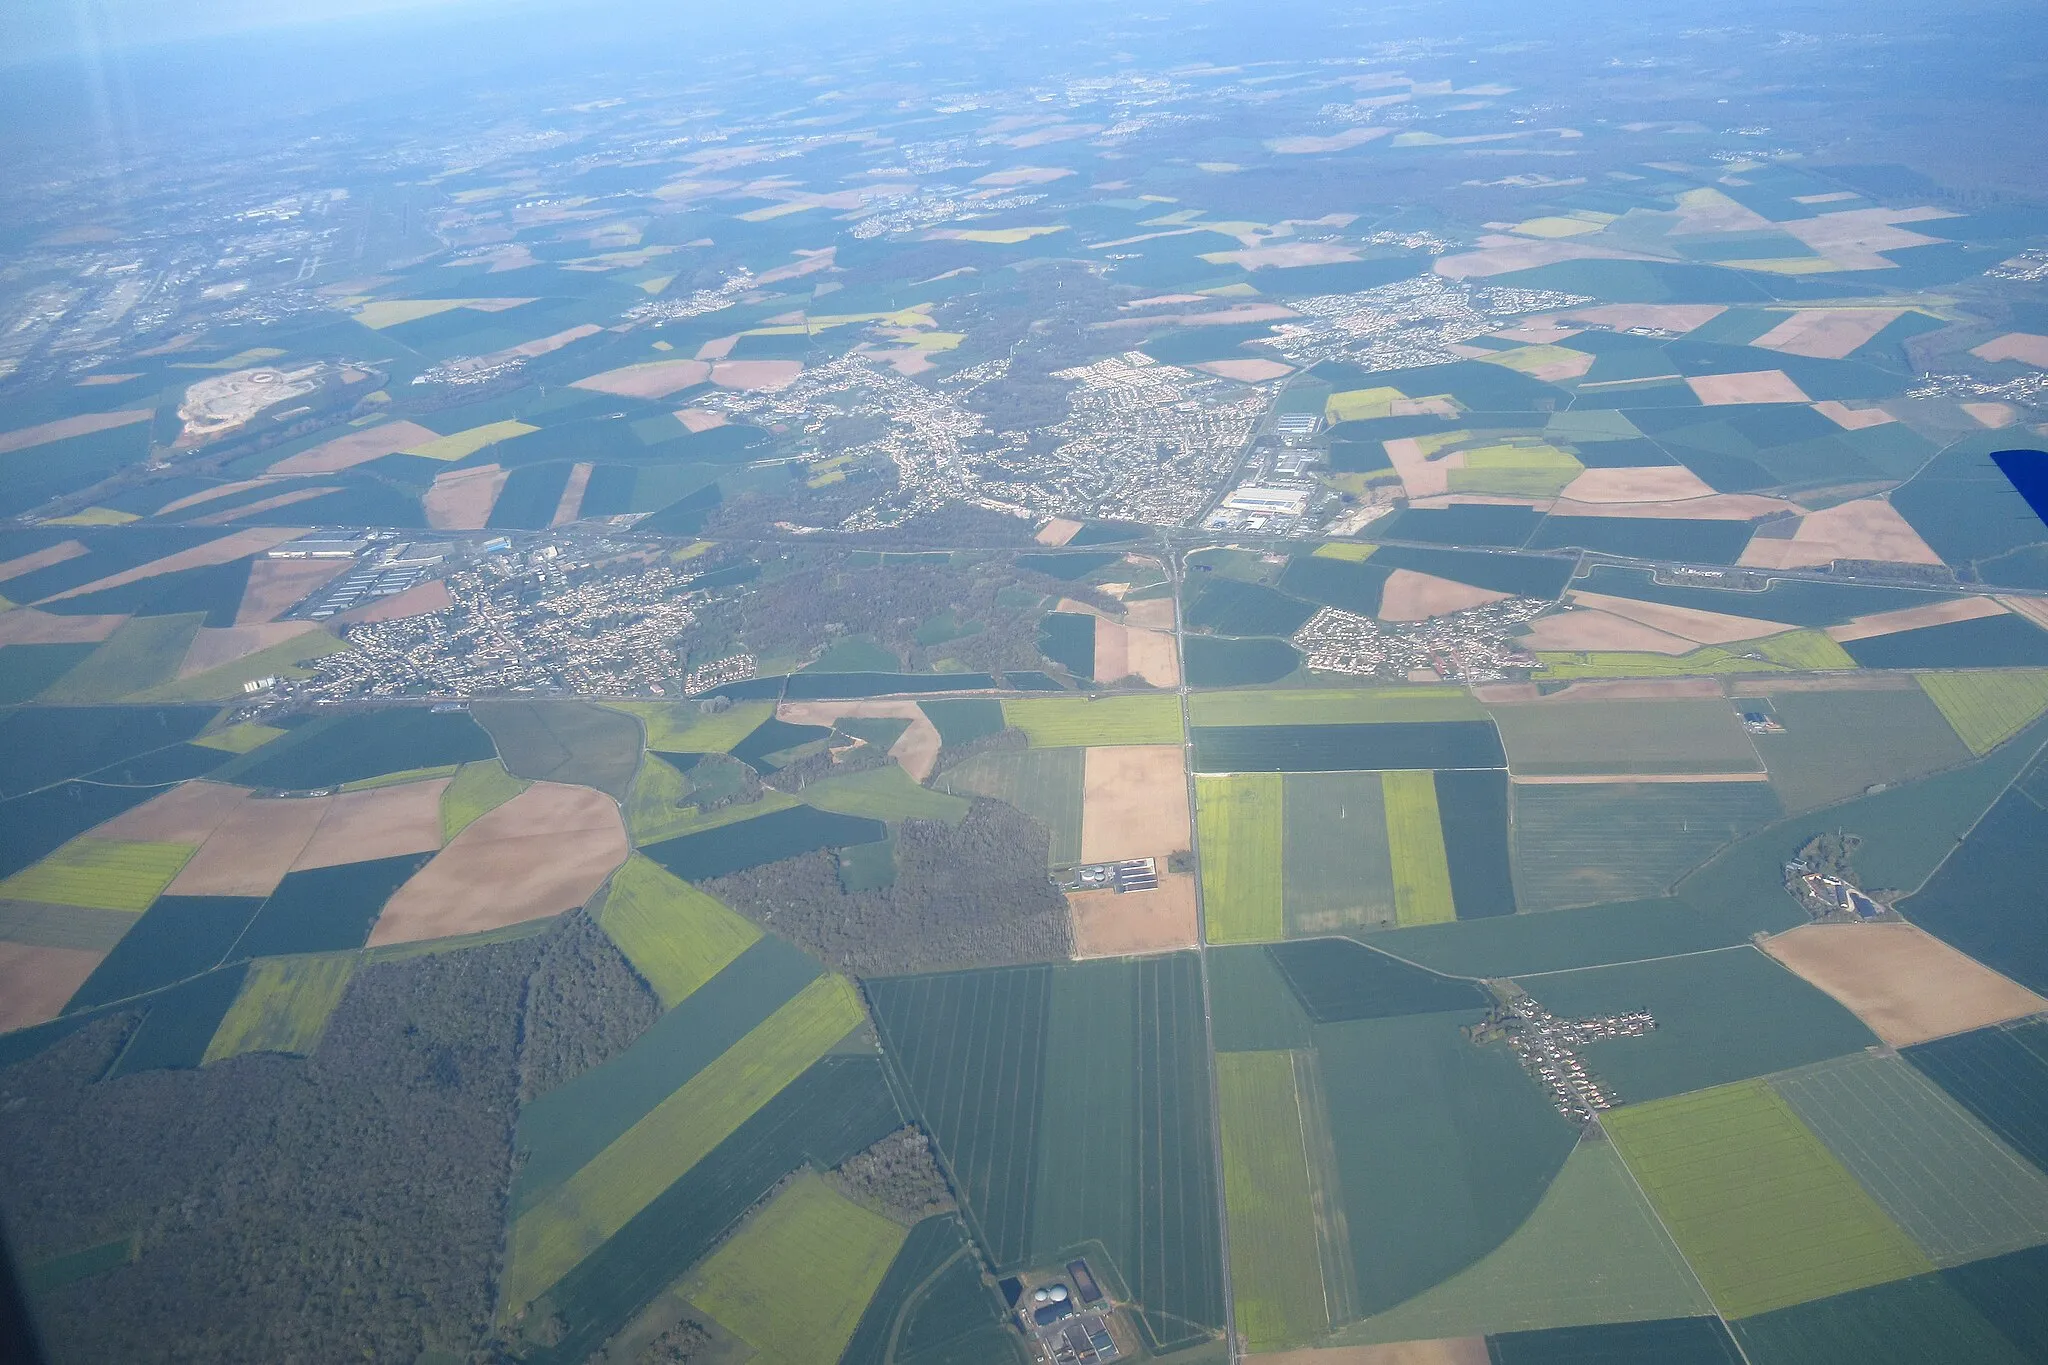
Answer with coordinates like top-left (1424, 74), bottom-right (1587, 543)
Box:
top-left (571, 358), bottom-right (712, 399)
top-left (1093, 616), bottom-right (1130, 685)
top-left (1379, 569), bottom-right (1511, 622)
top-left (0, 943), bottom-right (108, 1030)
top-left (1094, 304), bottom-right (1300, 333)
top-left (176, 623), bottom-right (319, 679)
top-left (1557, 466), bottom-right (1718, 503)
top-left (1550, 493), bottom-right (1799, 521)
top-left (156, 478), bottom-right (275, 515)
top-left (337, 579), bottom-right (453, 625)
top-left (0, 408), bottom-right (151, 457)
top-left (1997, 596), bottom-right (2048, 634)
top-left (551, 462), bottom-right (593, 526)
top-left (1972, 333), bottom-right (2048, 368)
top-left (167, 795), bottom-right (333, 897)
top-left (973, 166), bottom-right (1075, 186)
top-left (1490, 321), bottom-right (1583, 344)
top-left (236, 556), bottom-right (350, 624)
top-left (1813, 401), bottom-right (1898, 430)
top-left (1257, 1339), bottom-right (1488, 1365)
top-left (1081, 746), bottom-right (1191, 864)
top-left (0, 609), bottom-right (127, 645)
top-left (756, 248), bottom-right (839, 287)
top-left (1753, 309), bottom-right (1906, 359)
top-left (367, 782), bottom-right (628, 946)
top-left (38, 527), bottom-right (302, 605)
top-left (711, 360), bottom-right (803, 391)
top-left (1763, 922), bottom-right (2048, 1047)
top-left (1744, 673), bottom-right (1919, 694)
top-left (1739, 498), bottom-right (1944, 570)
top-left (1207, 242), bottom-right (1359, 270)
top-left (1523, 350), bottom-right (1596, 382)
top-left (1541, 678), bottom-right (1730, 702)
top-left (93, 781), bottom-right (250, 844)
top-left (1964, 402), bottom-right (2020, 429)
top-left (1124, 626), bottom-right (1181, 688)
top-left (477, 323), bottom-right (603, 367)
top-left (866, 347), bottom-right (935, 377)
top-left (190, 486), bottom-right (340, 526)
top-left (694, 335), bottom-right (740, 361)
top-left (292, 776), bottom-right (450, 871)
top-left (777, 700), bottom-right (943, 783)
top-left (1827, 596), bottom-right (2007, 642)
top-left (1672, 189), bottom-right (1776, 234)
top-left (1569, 590), bottom-right (1793, 645)
top-left (1687, 370), bottom-right (1813, 406)
top-left (424, 463), bottom-right (509, 531)
top-left (1124, 597), bottom-right (1177, 630)
top-left (1383, 436), bottom-right (1451, 499)
top-left (75, 373), bottom-right (141, 386)
top-left (1559, 304), bottom-right (1727, 333)
top-left (674, 408), bottom-right (729, 433)
top-left (1520, 609), bottom-right (1697, 655)
top-left (1267, 127), bottom-right (1392, 154)
top-left (1069, 871), bottom-right (1198, 958)
top-left (1512, 771), bottom-right (1770, 784)
top-left (1194, 358), bottom-right (1295, 382)
top-left (1780, 207), bottom-right (1956, 270)
top-left (0, 539), bottom-right (86, 583)
top-left (1472, 683), bottom-right (1543, 703)
top-left (1436, 236), bottom-right (1659, 280)
top-left (266, 419), bottom-right (441, 475)
top-left (1035, 517), bottom-right (1084, 547)
top-left (1406, 494), bottom-right (1544, 511)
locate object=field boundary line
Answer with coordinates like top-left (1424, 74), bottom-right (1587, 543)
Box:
top-left (1512, 941), bottom-right (1760, 981)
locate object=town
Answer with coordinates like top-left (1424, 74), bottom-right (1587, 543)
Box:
top-left (1471, 989), bottom-right (1657, 1125)
top-left (1291, 597), bottom-right (1548, 681)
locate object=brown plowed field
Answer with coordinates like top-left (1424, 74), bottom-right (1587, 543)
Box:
top-left (0, 539), bottom-right (86, 582)
top-left (0, 408), bottom-right (152, 456)
top-left (1762, 922), bottom-right (2048, 1047)
top-left (1825, 596), bottom-right (2006, 642)
top-left (1972, 333), bottom-right (2048, 368)
top-left (177, 623), bottom-right (318, 679)
top-left (93, 781), bottom-right (250, 844)
top-left (1740, 498), bottom-right (1943, 570)
top-left (190, 487), bottom-right (339, 526)
top-left (1257, 1339), bottom-right (1488, 1365)
top-left (1069, 871), bottom-right (1197, 958)
top-left (777, 700), bottom-right (942, 783)
top-left (675, 408), bottom-right (728, 433)
top-left (38, 527), bottom-right (302, 604)
top-left (236, 556), bottom-right (350, 624)
top-left (1550, 492), bottom-right (1798, 520)
top-left (1194, 358), bottom-right (1294, 382)
top-left (571, 358), bottom-right (711, 399)
top-left (338, 579), bottom-right (453, 624)
top-left (0, 608), bottom-right (126, 646)
top-left (710, 359), bottom-right (803, 390)
top-left (0, 943), bottom-right (107, 1030)
top-left (267, 419), bottom-right (441, 475)
top-left (1557, 466), bottom-right (1718, 503)
top-left (1686, 370), bottom-right (1812, 406)
top-left (551, 462), bottom-right (593, 526)
top-left (1379, 569), bottom-right (1510, 622)
top-left (1080, 746), bottom-right (1190, 864)
top-left (424, 463), bottom-right (508, 530)
top-left (1812, 401), bottom-right (1898, 430)
top-left (292, 777), bottom-right (450, 871)
top-left (1754, 308), bottom-right (1906, 359)
top-left (1560, 304), bottom-right (1727, 333)
top-left (1569, 590), bottom-right (1792, 645)
top-left (1521, 609), bottom-right (1695, 655)
top-left (166, 795), bottom-right (333, 897)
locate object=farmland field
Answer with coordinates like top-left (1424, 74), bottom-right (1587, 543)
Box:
top-left (1943, 1243), bottom-right (2048, 1362)
top-left (1281, 772), bottom-right (1396, 935)
top-left (1743, 687), bottom-right (1971, 814)
top-left (1918, 670), bottom-right (2048, 754)
top-left (933, 747), bottom-right (1083, 863)
top-left (640, 805), bottom-right (886, 880)
top-left (1189, 685), bottom-right (1485, 727)
top-left (470, 699), bottom-right (643, 799)
top-left (231, 852), bottom-right (435, 958)
top-left (1183, 634), bottom-right (1300, 687)
top-left (1268, 937), bottom-right (1486, 1022)
top-left (1000, 694), bottom-right (1183, 746)
top-left (594, 854), bottom-right (760, 1008)
top-left (1196, 773), bottom-right (1285, 943)
top-left (1902, 785), bottom-right (2048, 995)
top-left (1731, 1274), bottom-right (2031, 1365)
top-left (603, 699), bottom-right (777, 753)
top-left (1383, 770), bottom-right (1456, 927)
top-left (439, 758), bottom-right (531, 841)
top-left (842, 1216), bottom-right (1020, 1365)
top-left (1842, 614), bottom-right (2048, 670)
top-left (1208, 945), bottom-right (1313, 1053)
top-left (1771, 1053), bottom-right (2048, 1267)
top-left (1216, 1050), bottom-right (1330, 1350)
top-left (1905, 1021), bottom-right (2048, 1176)
top-left (919, 698), bottom-right (1006, 749)
top-left (221, 707), bottom-right (497, 790)
top-left (1512, 782), bottom-right (1784, 912)
top-left (687, 1172), bottom-right (907, 1365)
top-left (1349, 1137), bottom-right (1710, 1343)
top-left (0, 704), bottom-right (215, 798)
top-left (1491, 699), bottom-right (1761, 777)
top-left (201, 953), bottom-right (356, 1062)
top-left (800, 763), bottom-right (970, 823)
top-left (1436, 769), bottom-right (1515, 919)
top-left (63, 892), bottom-right (262, 1010)
top-left (1487, 1316), bottom-right (1745, 1365)
top-left (105, 965), bottom-right (250, 1075)
top-left (38, 613), bottom-right (204, 702)
top-left (1192, 721), bottom-right (1505, 773)
top-left (1603, 1080), bottom-right (1931, 1319)
top-left (1516, 946), bottom-right (1877, 1104)
top-left (0, 837), bottom-right (194, 911)
top-left (503, 972), bottom-right (866, 1311)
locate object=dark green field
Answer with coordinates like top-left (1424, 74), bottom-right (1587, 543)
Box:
top-left (1436, 769), bottom-right (1515, 918)
top-left (233, 853), bottom-right (436, 958)
top-left (1192, 720), bottom-right (1505, 772)
top-left (1183, 635), bottom-right (1301, 687)
top-left (1490, 1315), bottom-right (1744, 1365)
top-left (1732, 1274), bottom-right (2030, 1365)
top-left (641, 806), bottom-right (886, 880)
top-left (64, 895), bottom-right (264, 1012)
top-left (1906, 1022), bottom-right (2048, 1177)
top-left (1742, 687), bottom-right (1971, 814)
top-left (104, 967), bottom-right (249, 1076)
top-left (1208, 945), bottom-right (1314, 1053)
top-left (0, 705), bottom-right (215, 798)
top-left (219, 709), bottom-right (497, 790)
top-left (1268, 938), bottom-right (1487, 1022)
top-left (1843, 614), bottom-right (2048, 670)
top-left (471, 699), bottom-right (643, 799)
top-left (1513, 781), bottom-right (1785, 912)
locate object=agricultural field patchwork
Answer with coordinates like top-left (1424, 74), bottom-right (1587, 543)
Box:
top-left (1196, 773), bottom-right (1285, 943)
top-left (1216, 1050), bottom-right (1331, 1350)
top-left (1917, 671), bottom-right (2048, 754)
top-left (201, 953), bottom-right (356, 1062)
top-left (595, 854), bottom-right (760, 1008)
top-left (0, 838), bottom-right (195, 912)
top-left (1000, 693), bottom-right (1183, 747)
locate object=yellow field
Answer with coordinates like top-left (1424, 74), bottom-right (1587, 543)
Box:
top-left (1002, 693), bottom-right (1184, 746)
top-left (1217, 1051), bottom-right (1329, 1350)
top-left (0, 839), bottom-right (197, 912)
top-left (43, 506), bottom-right (139, 526)
top-left (1536, 629), bottom-right (1854, 681)
top-left (503, 974), bottom-right (866, 1312)
top-left (1445, 440), bottom-right (1582, 498)
top-left (441, 759), bottom-right (531, 841)
top-left (355, 299), bottom-right (473, 329)
top-left (1325, 386), bottom-right (1406, 422)
top-left (1196, 774), bottom-right (1285, 944)
top-left (1917, 670), bottom-right (2048, 754)
top-left (401, 420), bottom-right (538, 461)
top-left (596, 855), bottom-right (760, 1008)
top-left (687, 1172), bottom-right (907, 1365)
top-left (1755, 630), bottom-right (1857, 670)
top-left (1382, 771), bottom-right (1455, 926)
top-left (947, 225), bottom-right (1066, 244)
top-left (192, 722), bottom-right (289, 754)
top-left (604, 699), bottom-right (775, 753)
top-left (1190, 685), bottom-right (1483, 727)
top-left (1311, 542), bottom-right (1377, 562)
top-left (203, 954), bottom-right (357, 1063)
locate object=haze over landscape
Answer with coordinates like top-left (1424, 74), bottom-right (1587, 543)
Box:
top-left (2, 2), bottom-right (2048, 1362)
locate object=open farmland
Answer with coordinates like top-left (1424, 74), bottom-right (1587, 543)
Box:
top-left (471, 698), bottom-right (643, 800)
top-left (1917, 671), bottom-right (2048, 754)
top-left (686, 1172), bottom-right (907, 1365)
top-left (1760, 922), bottom-right (2048, 1048)
top-left (1192, 721), bottom-right (1506, 773)
top-left (1000, 693), bottom-right (1183, 746)
top-left (604, 700), bottom-right (777, 753)
top-left (1282, 772), bottom-right (1397, 935)
top-left (1513, 781), bottom-right (1783, 911)
top-left (439, 759), bottom-right (530, 841)
top-left (1188, 687), bottom-right (1486, 727)
top-left (1743, 686), bottom-right (1971, 814)
top-left (1196, 773), bottom-right (1285, 943)
top-left (1383, 771), bottom-right (1456, 927)
top-left (1604, 1080), bottom-right (1933, 1319)
top-left (1492, 698), bottom-right (1762, 777)
top-left (0, 838), bottom-right (194, 911)
top-left (201, 953), bottom-right (356, 1062)
top-left (1730, 1274), bottom-right (2033, 1365)
top-left (800, 764), bottom-right (971, 823)
top-left (1905, 1021), bottom-right (2048, 1176)
top-left (1216, 1050), bottom-right (1331, 1350)
top-left (933, 747), bottom-right (1083, 864)
top-left (594, 854), bottom-right (760, 1008)
top-left (1079, 744), bottom-right (1190, 863)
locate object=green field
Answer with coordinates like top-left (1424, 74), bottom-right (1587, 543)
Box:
top-left (1772, 1053), bottom-right (2048, 1268)
top-left (0, 901), bottom-right (136, 951)
top-left (1350, 1136), bottom-right (1708, 1343)
top-left (688, 1171), bottom-right (907, 1365)
top-left (799, 764), bottom-right (970, 823)
top-left (339, 764), bottom-right (458, 793)
top-left (1197, 773), bottom-right (1284, 944)
top-left (1918, 670), bottom-right (2048, 754)
top-left (1000, 694), bottom-right (1182, 746)
top-left (596, 854), bottom-right (761, 1009)
top-left (201, 954), bottom-right (357, 1063)
top-left (1512, 781), bottom-right (1784, 912)
top-left (624, 752), bottom-right (692, 844)
top-left (604, 699), bottom-right (776, 753)
top-left (1532, 629), bottom-right (1856, 682)
top-left (1383, 770), bottom-right (1455, 927)
top-left (1189, 686), bottom-right (1485, 727)
top-left (1742, 687), bottom-right (1971, 814)
top-left (504, 973), bottom-right (866, 1312)
top-left (1491, 698), bottom-right (1763, 777)
top-left (0, 838), bottom-right (196, 912)
top-left (190, 722), bottom-right (289, 754)
top-left (441, 758), bottom-right (531, 841)
top-left (1216, 1051), bottom-right (1331, 1350)
top-left (1282, 772), bottom-right (1397, 935)
top-left (932, 747), bottom-right (1083, 863)
top-left (39, 613), bottom-right (204, 702)
top-left (472, 698), bottom-right (644, 799)
top-left (1605, 1081), bottom-right (1932, 1319)
top-left (133, 629), bottom-right (348, 703)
